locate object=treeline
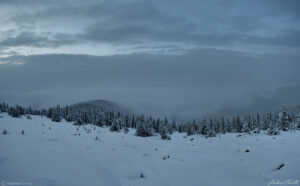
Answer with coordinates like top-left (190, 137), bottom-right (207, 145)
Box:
top-left (1, 102), bottom-right (300, 139)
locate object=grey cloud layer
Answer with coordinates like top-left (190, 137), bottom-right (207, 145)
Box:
top-left (1, 50), bottom-right (299, 118)
top-left (0, 0), bottom-right (300, 50)
top-left (0, 31), bottom-right (78, 48)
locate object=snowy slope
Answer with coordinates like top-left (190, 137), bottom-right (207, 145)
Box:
top-left (0, 113), bottom-right (299, 186)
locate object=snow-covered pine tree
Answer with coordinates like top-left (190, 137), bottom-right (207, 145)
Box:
top-left (160, 124), bottom-right (170, 140)
top-left (267, 121), bottom-right (280, 135)
top-left (47, 108), bottom-right (53, 118)
top-left (171, 118), bottom-right (177, 132)
top-left (225, 118), bottom-right (231, 133)
top-left (242, 120), bottom-right (251, 133)
top-left (135, 123), bottom-right (152, 137)
top-left (214, 120), bottom-right (220, 134)
top-left (279, 104), bottom-right (289, 131)
top-left (74, 116), bottom-right (84, 125)
top-left (131, 115), bottom-right (136, 128)
top-left (236, 115), bottom-right (242, 133)
top-left (163, 117), bottom-right (172, 134)
top-left (96, 114), bottom-right (104, 127)
top-left (297, 113), bottom-right (300, 129)
top-left (51, 105), bottom-right (62, 122)
top-left (200, 119), bottom-right (208, 136)
top-left (220, 116), bottom-right (226, 134)
top-left (186, 121), bottom-right (193, 136)
top-left (110, 119), bottom-right (120, 132)
top-left (153, 118), bottom-right (160, 133)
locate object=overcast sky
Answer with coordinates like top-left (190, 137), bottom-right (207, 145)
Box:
top-left (0, 0), bottom-right (300, 118)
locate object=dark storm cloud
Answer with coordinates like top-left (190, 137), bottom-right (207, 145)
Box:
top-left (1, 0), bottom-right (299, 49)
top-left (1, 49), bottom-right (300, 118)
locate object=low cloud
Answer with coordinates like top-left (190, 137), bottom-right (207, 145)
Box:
top-left (1, 49), bottom-right (299, 118)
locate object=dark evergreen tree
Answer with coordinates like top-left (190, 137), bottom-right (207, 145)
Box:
top-left (135, 123), bottom-right (152, 137)
top-left (279, 104), bottom-right (289, 131)
top-left (110, 120), bottom-right (120, 132)
top-left (160, 124), bottom-right (170, 140)
top-left (236, 115), bottom-right (242, 133)
top-left (200, 119), bottom-right (208, 135)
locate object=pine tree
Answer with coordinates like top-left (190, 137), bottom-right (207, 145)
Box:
top-left (220, 116), bottom-right (226, 134)
top-left (171, 118), bottom-right (177, 132)
top-left (160, 125), bottom-right (170, 140)
top-left (200, 119), bottom-right (208, 135)
top-left (186, 121), bottom-right (193, 136)
top-left (267, 121), bottom-right (280, 135)
top-left (110, 120), bottom-right (120, 132)
top-left (135, 123), bottom-right (152, 137)
top-left (236, 115), bottom-right (242, 133)
top-left (279, 104), bottom-right (289, 131)
top-left (131, 115), bottom-right (136, 128)
top-left (242, 120), bottom-right (251, 133)
top-left (51, 106), bottom-right (62, 122)
top-left (297, 113), bottom-right (300, 129)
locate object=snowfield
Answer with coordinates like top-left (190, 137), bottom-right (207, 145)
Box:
top-left (0, 113), bottom-right (299, 186)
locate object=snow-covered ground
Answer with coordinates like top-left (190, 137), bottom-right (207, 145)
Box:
top-left (0, 113), bottom-right (299, 186)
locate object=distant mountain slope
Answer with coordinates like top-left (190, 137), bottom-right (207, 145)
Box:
top-left (69, 99), bottom-right (128, 113)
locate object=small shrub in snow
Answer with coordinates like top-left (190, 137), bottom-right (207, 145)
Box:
top-left (206, 130), bottom-right (216, 138)
top-left (21, 130), bottom-right (25, 135)
top-left (124, 127), bottom-right (129, 134)
top-left (163, 155), bottom-right (170, 160)
top-left (276, 163), bottom-right (285, 170)
top-left (140, 173), bottom-right (144, 178)
top-left (2, 129), bottom-right (8, 135)
top-left (252, 128), bottom-right (260, 134)
top-left (244, 149), bottom-right (249, 153)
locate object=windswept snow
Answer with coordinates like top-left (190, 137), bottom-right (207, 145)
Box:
top-left (0, 113), bottom-right (299, 186)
